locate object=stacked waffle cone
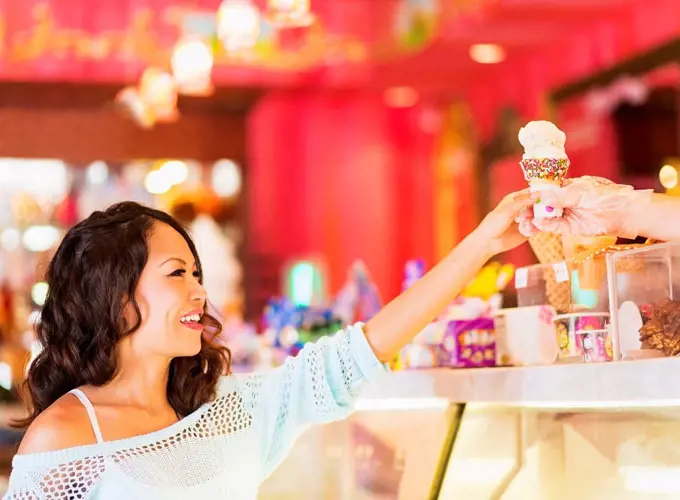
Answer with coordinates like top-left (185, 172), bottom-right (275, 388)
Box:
top-left (528, 233), bottom-right (571, 313)
top-left (573, 243), bottom-right (646, 291)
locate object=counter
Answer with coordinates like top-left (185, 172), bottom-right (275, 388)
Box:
top-left (357, 357), bottom-right (680, 407)
top-left (263, 359), bottom-right (680, 500)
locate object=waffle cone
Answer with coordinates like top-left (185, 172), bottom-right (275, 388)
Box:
top-left (562, 234), bottom-right (617, 261)
top-left (528, 233), bottom-right (571, 313)
top-left (577, 257), bottom-right (606, 291)
top-left (528, 232), bottom-right (565, 264)
top-left (574, 244), bottom-right (646, 290)
top-left (545, 274), bottom-right (571, 314)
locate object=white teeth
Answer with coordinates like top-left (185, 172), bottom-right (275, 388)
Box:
top-left (180, 313), bottom-right (201, 323)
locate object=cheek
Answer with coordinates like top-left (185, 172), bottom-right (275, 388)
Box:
top-left (136, 280), bottom-right (183, 327)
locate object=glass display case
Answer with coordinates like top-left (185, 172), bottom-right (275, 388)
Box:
top-left (515, 242), bottom-right (680, 363)
top-left (261, 400), bottom-right (462, 500)
top-left (441, 403), bottom-right (680, 500)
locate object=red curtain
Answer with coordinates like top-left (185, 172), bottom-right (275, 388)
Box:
top-left (247, 90), bottom-right (436, 302)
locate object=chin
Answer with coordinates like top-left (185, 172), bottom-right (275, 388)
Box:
top-left (172, 331), bottom-right (204, 357)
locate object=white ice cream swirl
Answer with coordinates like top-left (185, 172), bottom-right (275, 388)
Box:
top-left (518, 121), bottom-right (567, 160)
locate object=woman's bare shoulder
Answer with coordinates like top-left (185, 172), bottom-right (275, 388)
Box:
top-left (17, 393), bottom-right (98, 455)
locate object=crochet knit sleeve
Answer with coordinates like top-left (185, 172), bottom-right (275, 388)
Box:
top-left (232, 323), bottom-right (387, 477)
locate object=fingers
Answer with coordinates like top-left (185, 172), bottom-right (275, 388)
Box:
top-left (533, 217), bottom-right (564, 233)
top-left (516, 207), bottom-right (539, 237)
top-left (581, 175), bottom-right (614, 185)
top-left (500, 188), bottom-right (529, 205)
top-left (502, 191), bottom-right (539, 214)
top-left (564, 176), bottom-right (614, 186)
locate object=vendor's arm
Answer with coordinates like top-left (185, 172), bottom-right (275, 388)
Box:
top-left (364, 190), bottom-right (536, 362)
top-left (628, 192), bottom-right (680, 242)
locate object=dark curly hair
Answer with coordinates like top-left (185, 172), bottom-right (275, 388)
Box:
top-left (15, 201), bottom-right (231, 428)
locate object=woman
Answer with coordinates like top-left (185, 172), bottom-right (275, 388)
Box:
top-left (5, 192), bottom-right (535, 499)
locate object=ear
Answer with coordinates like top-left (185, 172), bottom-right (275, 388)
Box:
top-left (119, 294), bottom-right (144, 335)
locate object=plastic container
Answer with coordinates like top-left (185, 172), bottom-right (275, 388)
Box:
top-left (494, 306), bottom-right (558, 366)
top-left (606, 241), bottom-right (679, 360)
top-left (515, 262), bottom-right (573, 314)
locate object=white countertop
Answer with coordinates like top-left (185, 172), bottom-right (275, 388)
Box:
top-left (359, 357), bottom-right (680, 407)
top-left (4, 358), bottom-right (680, 420)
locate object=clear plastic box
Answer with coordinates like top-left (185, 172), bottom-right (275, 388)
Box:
top-left (607, 241), bottom-right (680, 360)
top-left (515, 262), bottom-right (570, 313)
top-left (515, 248), bottom-right (654, 317)
top-left (515, 261), bottom-right (598, 315)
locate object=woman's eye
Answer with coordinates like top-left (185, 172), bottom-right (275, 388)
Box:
top-left (169, 269), bottom-right (186, 277)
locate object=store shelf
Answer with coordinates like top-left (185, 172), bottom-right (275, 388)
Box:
top-left (358, 357), bottom-right (680, 407)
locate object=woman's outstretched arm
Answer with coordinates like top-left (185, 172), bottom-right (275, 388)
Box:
top-left (364, 191), bottom-right (536, 362)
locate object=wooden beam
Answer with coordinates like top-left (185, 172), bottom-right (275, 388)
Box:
top-left (0, 81), bottom-right (262, 114)
top-left (551, 37), bottom-right (680, 103)
top-left (0, 107), bottom-right (248, 162)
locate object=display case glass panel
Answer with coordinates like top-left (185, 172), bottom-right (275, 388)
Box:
top-left (441, 403), bottom-right (680, 500)
top-left (260, 403), bottom-right (461, 500)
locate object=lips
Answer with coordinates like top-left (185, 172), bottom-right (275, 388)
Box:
top-left (180, 308), bottom-right (204, 331)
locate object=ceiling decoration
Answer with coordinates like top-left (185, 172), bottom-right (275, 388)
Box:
top-left (0, 0), bottom-right (677, 127)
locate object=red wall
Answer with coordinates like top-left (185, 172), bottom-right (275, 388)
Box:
top-left (467, 0), bottom-right (680, 141)
top-left (247, 90), bottom-right (436, 303)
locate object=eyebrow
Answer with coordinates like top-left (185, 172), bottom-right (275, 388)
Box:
top-left (159, 257), bottom-right (196, 267)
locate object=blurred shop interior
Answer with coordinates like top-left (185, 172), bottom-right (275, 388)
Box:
top-left (1, 0), bottom-right (680, 498)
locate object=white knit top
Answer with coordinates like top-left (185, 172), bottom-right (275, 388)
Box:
top-left (4, 324), bottom-right (387, 499)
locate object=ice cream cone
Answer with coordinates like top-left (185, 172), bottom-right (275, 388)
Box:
top-left (519, 121), bottom-right (570, 219)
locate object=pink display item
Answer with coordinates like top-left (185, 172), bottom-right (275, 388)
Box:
top-left (553, 312), bottom-right (609, 361)
top-left (578, 329), bottom-right (613, 363)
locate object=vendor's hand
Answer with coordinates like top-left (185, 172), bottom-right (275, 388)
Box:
top-left (516, 176), bottom-right (650, 239)
top-left (473, 190), bottom-right (539, 256)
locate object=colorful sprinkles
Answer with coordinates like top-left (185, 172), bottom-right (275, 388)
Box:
top-left (520, 158), bottom-right (570, 181)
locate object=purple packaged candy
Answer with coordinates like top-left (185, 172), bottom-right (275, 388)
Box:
top-left (443, 318), bottom-right (496, 368)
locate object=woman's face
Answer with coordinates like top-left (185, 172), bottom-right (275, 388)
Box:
top-left (128, 222), bottom-right (207, 359)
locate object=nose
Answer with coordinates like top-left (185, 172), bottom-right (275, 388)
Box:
top-left (190, 280), bottom-right (207, 306)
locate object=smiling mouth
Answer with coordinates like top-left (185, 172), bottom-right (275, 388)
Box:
top-left (180, 313), bottom-right (203, 331)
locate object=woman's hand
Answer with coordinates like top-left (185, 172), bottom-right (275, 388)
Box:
top-left (473, 190), bottom-right (538, 256)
